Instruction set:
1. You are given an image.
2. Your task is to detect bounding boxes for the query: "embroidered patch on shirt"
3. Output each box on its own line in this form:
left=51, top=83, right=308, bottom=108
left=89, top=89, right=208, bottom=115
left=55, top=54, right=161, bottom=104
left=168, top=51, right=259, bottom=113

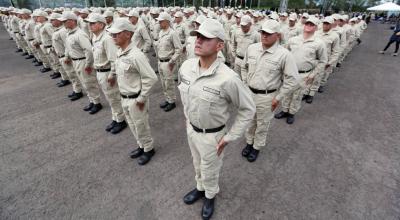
left=203, top=86, right=220, bottom=95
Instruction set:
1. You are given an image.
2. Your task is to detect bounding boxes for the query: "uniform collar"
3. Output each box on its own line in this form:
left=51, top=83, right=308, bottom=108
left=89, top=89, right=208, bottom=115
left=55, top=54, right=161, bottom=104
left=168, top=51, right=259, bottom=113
left=160, top=27, right=171, bottom=37
left=263, top=42, right=279, bottom=54
left=302, top=34, right=316, bottom=42
left=68, top=26, right=79, bottom=35
left=192, top=57, right=221, bottom=78
left=93, top=30, right=105, bottom=42
left=117, top=41, right=135, bottom=57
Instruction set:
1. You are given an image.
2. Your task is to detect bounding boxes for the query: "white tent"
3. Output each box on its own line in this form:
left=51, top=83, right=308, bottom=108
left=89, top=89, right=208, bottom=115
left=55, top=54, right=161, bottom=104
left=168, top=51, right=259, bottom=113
left=367, top=2, right=400, bottom=11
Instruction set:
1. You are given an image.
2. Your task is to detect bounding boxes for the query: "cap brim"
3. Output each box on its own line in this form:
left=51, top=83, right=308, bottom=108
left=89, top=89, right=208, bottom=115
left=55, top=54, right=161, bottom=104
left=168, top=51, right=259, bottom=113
left=240, top=22, right=250, bottom=26
left=190, top=29, right=216, bottom=38
left=107, top=27, right=123, bottom=34
left=259, top=28, right=276, bottom=34
left=57, top=17, right=67, bottom=21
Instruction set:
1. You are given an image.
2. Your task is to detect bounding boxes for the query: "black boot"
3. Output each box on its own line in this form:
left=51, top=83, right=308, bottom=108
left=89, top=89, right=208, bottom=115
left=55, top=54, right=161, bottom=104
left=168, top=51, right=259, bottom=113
left=68, top=91, right=76, bottom=98
left=164, top=102, right=176, bottom=112
left=202, top=198, right=215, bottom=220
left=129, top=147, right=144, bottom=159
left=83, top=103, right=94, bottom=111
left=21, top=52, right=28, bottom=56
left=318, top=86, right=325, bottom=93
left=183, top=189, right=205, bottom=205
left=336, top=63, right=341, bottom=68
left=159, top=100, right=169, bottom=109
left=274, top=111, right=289, bottom=119
left=305, top=95, right=314, bottom=104
left=105, top=120, right=117, bottom=132
left=138, top=149, right=155, bottom=165
left=286, top=113, right=295, bottom=124
left=50, top=72, right=61, bottom=79
left=69, top=92, right=83, bottom=101
left=110, top=121, right=127, bottom=134
left=34, top=62, right=43, bottom=66
left=241, top=144, right=253, bottom=157
left=39, top=67, right=51, bottom=73
left=57, top=80, right=70, bottom=87
left=15, top=48, right=22, bottom=53
left=247, top=148, right=259, bottom=162
left=32, top=58, right=38, bottom=63
left=89, top=103, right=102, bottom=114
left=25, top=55, right=34, bottom=59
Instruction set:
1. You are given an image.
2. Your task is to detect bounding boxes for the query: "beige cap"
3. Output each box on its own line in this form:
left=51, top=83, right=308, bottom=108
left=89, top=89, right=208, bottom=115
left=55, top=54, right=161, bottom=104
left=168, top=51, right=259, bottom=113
left=280, top=12, right=288, bottom=17
left=235, top=12, right=243, bottom=18
left=240, top=15, right=252, bottom=26
left=289, top=13, right=297, bottom=21
left=49, top=12, right=62, bottom=20
left=302, top=12, right=309, bottom=18
left=35, top=10, right=48, bottom=18
left=80, top=8, right=89, bottom=14
left=269, top=13, right=279, bottom=21
left=322, top=16, right=334, bottom=24
left=260, top=19, right=280, bottom=33
left=190, top=18, right=225, bottom=41
left=103, top=10, right=114, bottom=17
left=157, top=12, right=172, bottom=22
left=332, top=14, right=341, bottom=20
left=194, top=14, right=206, bottom=24
left=85, top=13, right=106, bottom=23
left=174, top=11, right=183, bottom=18
left=306, top=16, right=319, bottom=25
left=128, top=10, right=139, bottom=17
left=58, top=11, right=78, bottom=21
left=20, top=8, right=32, bottom=15
left=108, top=17, right=135, bottom=33
left=349, top=17, right=357, bottom=22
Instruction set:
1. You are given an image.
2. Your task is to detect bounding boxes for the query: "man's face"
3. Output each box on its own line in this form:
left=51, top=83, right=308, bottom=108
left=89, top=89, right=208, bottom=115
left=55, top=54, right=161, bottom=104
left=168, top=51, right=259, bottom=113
left=105, top=16, right=113, bottom=24
left=280, top=16, right=287, bottom=22
left=322, top=22, right=331, bottom=32
left=128, top=16, right=138, bottom=25
left=241, top=23, right=251, bottom=33
left=64, top=19, right=76, bottom=29
left=112, top=31, right=131, bottom=47
left=301, top=17, right=307, bottom=24
left=37, top=16, right=46, bottom=23
left=159, top=20, right=169, bottom=29
left=304, top=22, right=317, bottom=33
left=174, top=16, right=182, bottom=23
left=338, top=19, right=344, bottom=27
left=235, top=16, right=241, bottom=25
left=260, top=31, right=278, bottom=48
left=289, top=20, right=296, bottom=27
left=89, top=22, right=104, bottom=33
left=51, top=19, right=62, bottom=27
left=194, top=34, right=223, bottom=57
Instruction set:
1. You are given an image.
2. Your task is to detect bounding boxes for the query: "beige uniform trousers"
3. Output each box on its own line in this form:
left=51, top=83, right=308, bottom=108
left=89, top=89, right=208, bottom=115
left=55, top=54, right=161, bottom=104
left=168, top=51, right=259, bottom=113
left=48, top=49, right=63, bottom=74
left=96, top=71, right=125, bottom=123
left=233, top=56, right=244, bottom=79
left=121, top=97, right=154, bottom=152
left=158, top=61, right=177, bottom=103
left=37, top=44, right=50, bottom=68
left=245, top=92, right=276, bottom=150
left=282, top=74, right=307, bottom=114
left=187, top=124, right=225, bottom=199
left=71, top=59, right=101, bottom=104
left=314, top=65, right=334, bottom=92
left=60, top=57, right=82, bottom=93
left=15, top=34, right=28, bottom=53
left=14, top=33, right=23, bottom=51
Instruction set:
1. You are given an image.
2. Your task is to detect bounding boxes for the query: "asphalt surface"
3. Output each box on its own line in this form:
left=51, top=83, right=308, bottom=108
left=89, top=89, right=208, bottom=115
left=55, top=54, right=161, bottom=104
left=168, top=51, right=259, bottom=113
left=0, top=22, right=399, bottom=220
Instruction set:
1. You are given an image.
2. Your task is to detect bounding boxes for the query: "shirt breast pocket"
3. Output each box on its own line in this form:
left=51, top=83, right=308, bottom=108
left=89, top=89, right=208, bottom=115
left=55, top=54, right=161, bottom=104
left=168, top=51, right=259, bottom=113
left=248, top=58, right=257, bottom=73
left=198, top=87, right=220, bottom=117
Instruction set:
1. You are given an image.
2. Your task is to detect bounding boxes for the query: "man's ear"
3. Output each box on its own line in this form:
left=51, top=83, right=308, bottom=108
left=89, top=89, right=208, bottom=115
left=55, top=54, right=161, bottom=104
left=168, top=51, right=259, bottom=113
left=216, top=40, right=225, bottom=52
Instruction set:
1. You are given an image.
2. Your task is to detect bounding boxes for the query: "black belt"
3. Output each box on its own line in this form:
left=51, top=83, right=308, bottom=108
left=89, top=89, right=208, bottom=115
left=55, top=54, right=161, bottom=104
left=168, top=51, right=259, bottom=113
left=58, top=55, right=65, bottom=58
left=28, top=39, right=34, bottom=41
left=236, top=55, right=244, bottom=59
left=44, top=45, right=52, bottom=48
left=249, top=86, right=277, bottom=94
left=120, top=91, right=141, bottom=99
left=191, top=123, right=225, bottom=133
left=71, top=57, right=86, bottom=61
left=20, top=34, right=25, bottom=36
left=96, top=68, right=111, bottom=72
left=13, top=32, right=18, bottom=33
left=299, top=69, right=312, bottom=74
left=159, top=58, right=170, bottom=62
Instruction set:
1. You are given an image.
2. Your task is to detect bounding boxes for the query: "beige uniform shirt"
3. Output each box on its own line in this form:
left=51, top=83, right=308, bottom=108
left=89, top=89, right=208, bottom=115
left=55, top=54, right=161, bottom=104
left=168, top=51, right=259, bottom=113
left=282, top=25, right=302, bottom=41
left=115, top=42, right=158, bottom=103
left=40, top=22, right=55, bottom=47
left=24, top=19, right=35, bottom=40
left=33, top=22, right=45, bottom=45
left=178, top=58, right=256, bottom=142
left=132, top=22, right=152, bottom=53
left=332, top=26, right=347, bottom=50
left=316, top=30, right=340, bottom=66
left=242, top=42, right=300, bottom=102
left=343, top=24, right=355, bottom=45
left=287, top=34, right=328, bottom=78
left=52, top=27, right=68, bottom=57
left=157, top=27, right=182, bottom=63
left=65, top=27, right=93, bottom=67
left=233, top=29, right=260, bottom=58
left=92, top=30, right=118, bottom=75
left=78, top=17, right=90, bottom=36
left=173, top=22, right=189, bottom=46
left=150, top=19, right=160, bottom=41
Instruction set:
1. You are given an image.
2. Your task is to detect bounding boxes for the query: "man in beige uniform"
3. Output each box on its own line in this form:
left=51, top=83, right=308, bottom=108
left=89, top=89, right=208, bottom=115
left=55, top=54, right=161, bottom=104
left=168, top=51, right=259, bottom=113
left=32, top=11, right=52, bottom=72
left=62, top=12, right=103, bottom=114
left=20, top=9, right=35, bottom=60
left=241, top=20, right=300, bottom=162
left=304, top=16, right=340, bottom=97
left=109, top=18, right=158, bottom=165
left=179, top=18, right=256, bottom=220
left=156, top=12, right=182, bottom=112
left=275, top=17, right=327, bottom=124
left=128, top=10, right=152, bottom=54
left=331, top=14, right=346, bottom=68
left=232, top=15, right=259, bottom=78
left=86, top=13, right=127, bottom=134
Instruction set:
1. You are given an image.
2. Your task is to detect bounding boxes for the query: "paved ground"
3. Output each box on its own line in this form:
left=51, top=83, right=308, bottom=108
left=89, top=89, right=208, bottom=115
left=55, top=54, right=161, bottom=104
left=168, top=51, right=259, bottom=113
left=0, top=22, right=399, bottom=220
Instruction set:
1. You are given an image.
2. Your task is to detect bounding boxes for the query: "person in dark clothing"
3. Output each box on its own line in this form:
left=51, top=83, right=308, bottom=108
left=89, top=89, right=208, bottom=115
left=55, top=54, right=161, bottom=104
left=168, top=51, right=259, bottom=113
left=379, top=21, right=400, bottom=56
